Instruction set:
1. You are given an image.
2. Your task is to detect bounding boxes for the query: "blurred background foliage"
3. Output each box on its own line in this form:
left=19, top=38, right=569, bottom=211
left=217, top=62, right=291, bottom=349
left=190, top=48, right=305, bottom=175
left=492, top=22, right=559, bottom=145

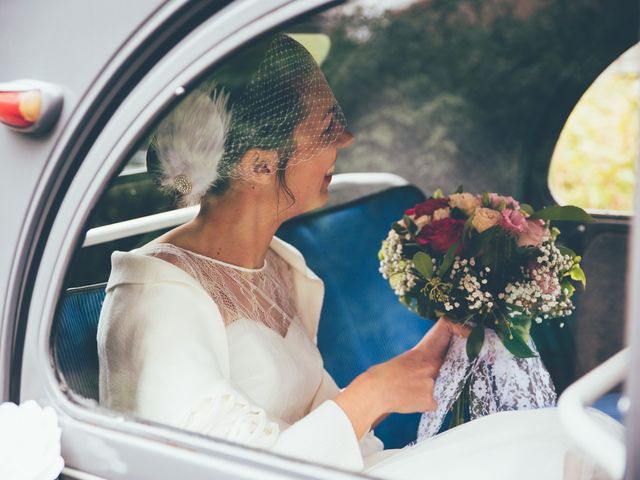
left=70, top=0, right=638, bottom=287
left=314, top=0, right=638, bottom=201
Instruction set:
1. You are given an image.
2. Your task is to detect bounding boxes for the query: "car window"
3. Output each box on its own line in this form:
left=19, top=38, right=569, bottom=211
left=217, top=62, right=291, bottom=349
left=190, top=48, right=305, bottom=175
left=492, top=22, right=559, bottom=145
left=548, top=43, right=639, bottom=214
left=50, top=0, right=638, bottom=475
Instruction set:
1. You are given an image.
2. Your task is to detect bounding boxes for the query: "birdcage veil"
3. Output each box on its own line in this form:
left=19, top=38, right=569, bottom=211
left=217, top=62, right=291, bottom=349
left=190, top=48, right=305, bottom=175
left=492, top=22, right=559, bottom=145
left=148, top=33, right=347, bottom=206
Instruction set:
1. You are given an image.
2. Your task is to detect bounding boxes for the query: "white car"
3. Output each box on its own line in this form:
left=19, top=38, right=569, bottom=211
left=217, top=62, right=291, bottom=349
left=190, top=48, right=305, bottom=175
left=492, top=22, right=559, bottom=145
left=0, top=1, right=636, bottom=478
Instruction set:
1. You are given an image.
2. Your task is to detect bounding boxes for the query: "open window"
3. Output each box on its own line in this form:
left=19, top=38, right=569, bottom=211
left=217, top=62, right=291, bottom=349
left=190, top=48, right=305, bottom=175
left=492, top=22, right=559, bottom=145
left=549, top=43, right=640, bottom=214
left=17, top=1, right=637, bottom=478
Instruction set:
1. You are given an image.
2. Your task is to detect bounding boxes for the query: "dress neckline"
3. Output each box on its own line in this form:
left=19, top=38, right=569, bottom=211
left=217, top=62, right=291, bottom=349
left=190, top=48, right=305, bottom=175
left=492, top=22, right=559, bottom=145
left=150, top=242, right=268, bottom=273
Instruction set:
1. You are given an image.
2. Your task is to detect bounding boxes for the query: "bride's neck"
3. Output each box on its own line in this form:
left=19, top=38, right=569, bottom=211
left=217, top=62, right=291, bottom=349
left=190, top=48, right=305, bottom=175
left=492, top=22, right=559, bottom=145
left=165, top=188, right=283, bottom=269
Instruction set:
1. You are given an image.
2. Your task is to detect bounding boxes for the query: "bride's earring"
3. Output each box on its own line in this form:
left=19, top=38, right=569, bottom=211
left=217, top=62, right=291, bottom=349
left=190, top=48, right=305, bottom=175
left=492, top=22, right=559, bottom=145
left=253, top=159, right=271, bottom=175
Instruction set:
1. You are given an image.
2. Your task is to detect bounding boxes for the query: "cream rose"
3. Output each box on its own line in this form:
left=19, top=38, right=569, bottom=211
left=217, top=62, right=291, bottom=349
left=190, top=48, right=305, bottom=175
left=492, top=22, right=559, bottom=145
left=432, top=207, right=451, bottom=221
left=472, top=208, right=501, bottom=233
left=414, top=215, right=431, bottom=228
left=449, top=193, right=481, bottom=216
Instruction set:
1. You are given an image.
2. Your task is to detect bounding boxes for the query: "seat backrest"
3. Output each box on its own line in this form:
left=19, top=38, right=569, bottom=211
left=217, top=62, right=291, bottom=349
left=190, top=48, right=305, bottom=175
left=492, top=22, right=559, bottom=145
left=54, top=283, right=107, bottom=401
left=277, top=185, right=433, bottom=448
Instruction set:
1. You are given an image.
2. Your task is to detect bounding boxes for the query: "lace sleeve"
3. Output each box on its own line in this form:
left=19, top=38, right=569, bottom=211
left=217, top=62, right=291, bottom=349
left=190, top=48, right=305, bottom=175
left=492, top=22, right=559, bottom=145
left=178, top=383, right=283, bottom=447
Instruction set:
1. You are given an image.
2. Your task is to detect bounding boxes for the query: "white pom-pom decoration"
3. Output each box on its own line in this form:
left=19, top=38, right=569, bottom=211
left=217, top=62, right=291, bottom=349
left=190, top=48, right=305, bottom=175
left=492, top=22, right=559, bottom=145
left=154, top=86, right=232, bottom=206
left=0, top=401, right=64, bottom=480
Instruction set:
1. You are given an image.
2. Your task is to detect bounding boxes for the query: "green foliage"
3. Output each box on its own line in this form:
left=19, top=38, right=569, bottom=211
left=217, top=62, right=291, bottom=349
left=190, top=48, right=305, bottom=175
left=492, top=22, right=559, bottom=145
left=438, top=243, right=459, bottom=276
left=495, top=310, right=536, bottom=358
left=530, top=205, right=594, bottom=222
left=413, top=252, right=434, bottom=279
left=568, top=264, right=587, bottom=288
left=322, top=0, right=638, bottom=198
left=466, top=324, right=485, bottom=360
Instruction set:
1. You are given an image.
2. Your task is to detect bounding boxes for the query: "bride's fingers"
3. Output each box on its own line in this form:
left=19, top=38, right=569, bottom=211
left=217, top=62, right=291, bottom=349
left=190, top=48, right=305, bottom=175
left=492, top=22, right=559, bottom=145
left=450, top=323, right=472, bottom=338
left=440, top=317, right=472, bottom=338
left=423, top=394, right=437, bottom=412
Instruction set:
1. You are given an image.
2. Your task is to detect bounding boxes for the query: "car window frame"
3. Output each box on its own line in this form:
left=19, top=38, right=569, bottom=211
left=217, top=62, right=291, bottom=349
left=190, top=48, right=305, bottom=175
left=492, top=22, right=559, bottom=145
left=16, top=1, right=373, bottom=478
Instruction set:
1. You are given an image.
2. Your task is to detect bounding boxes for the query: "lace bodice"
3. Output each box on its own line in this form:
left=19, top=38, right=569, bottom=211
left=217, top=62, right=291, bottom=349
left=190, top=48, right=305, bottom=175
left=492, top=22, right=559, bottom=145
left=141, top=243, right=298, bottom=336
left=137, top=243, right=324, bottom=424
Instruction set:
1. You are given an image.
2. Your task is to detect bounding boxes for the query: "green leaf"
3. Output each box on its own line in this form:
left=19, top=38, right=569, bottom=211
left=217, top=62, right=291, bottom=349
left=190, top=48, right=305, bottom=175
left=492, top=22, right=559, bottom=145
left=530, top=205, right=594, bottom=222
left=392, top=223, right=405, bottom=235
left=494, top=309, right=537, bottom=358
left=482, top=192, right=491, bottom=208
left=499, top=330, right=537, bottom=358
left=561, top=279, right=576, bottom=297
left=557, top=244, right=576, bottom=258
left=413, top=252, right=434, bottom=279
left=466, top=324, right=485, bottom=360
left=461, top=217, right=473, bottom=242
left=438, top=243, right=458, bottom=276
left=403, top=215, right=418, bottom=236
left=455, top=184, right=464, bottom=194
left=520, top=203, right=534, bottom=216
left=389, top=272, right=404, bottom=291
left=569, top=264, right=587, bottom=288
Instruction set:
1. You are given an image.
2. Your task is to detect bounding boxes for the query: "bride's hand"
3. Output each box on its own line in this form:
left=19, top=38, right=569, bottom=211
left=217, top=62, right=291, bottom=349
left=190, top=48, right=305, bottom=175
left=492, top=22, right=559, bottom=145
left=334, top=318, right=469, bottom=438
left=413, top=317, right=471, bottom=371
left=334, top=347, right=439, bottom=438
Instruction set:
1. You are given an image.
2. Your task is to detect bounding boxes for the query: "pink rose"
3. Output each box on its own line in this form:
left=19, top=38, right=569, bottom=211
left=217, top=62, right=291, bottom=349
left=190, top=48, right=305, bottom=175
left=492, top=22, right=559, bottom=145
left=517, top=219, right=550, bottom=247
left=488, top=193, right=520, bottom=210
left=500, top=208, right=527, bottom=235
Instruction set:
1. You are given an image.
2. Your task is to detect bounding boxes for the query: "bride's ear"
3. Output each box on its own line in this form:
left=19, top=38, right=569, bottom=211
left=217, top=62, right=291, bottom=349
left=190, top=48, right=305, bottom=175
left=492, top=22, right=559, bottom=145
left=238, top=148, right=279, bottom=185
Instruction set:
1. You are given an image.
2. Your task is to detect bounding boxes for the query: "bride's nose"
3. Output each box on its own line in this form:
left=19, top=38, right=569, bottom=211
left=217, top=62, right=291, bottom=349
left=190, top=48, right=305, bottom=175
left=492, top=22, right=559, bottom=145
left=336, top=128, right=354, bottom=149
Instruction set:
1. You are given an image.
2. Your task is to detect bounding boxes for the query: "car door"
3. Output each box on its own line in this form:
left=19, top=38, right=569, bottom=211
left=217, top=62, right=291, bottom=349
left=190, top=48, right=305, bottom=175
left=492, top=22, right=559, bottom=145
left=10, top=1, right=368, bottom=479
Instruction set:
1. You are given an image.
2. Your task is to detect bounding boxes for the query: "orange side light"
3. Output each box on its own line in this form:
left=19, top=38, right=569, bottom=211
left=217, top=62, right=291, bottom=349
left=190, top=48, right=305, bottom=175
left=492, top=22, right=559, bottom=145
left=0, top=89, right=42, bottom=128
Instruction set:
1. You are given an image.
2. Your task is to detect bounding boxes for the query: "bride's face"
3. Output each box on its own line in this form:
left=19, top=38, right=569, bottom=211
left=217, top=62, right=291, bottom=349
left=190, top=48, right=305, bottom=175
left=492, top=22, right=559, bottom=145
left=280, top=84, right=353, bottom=215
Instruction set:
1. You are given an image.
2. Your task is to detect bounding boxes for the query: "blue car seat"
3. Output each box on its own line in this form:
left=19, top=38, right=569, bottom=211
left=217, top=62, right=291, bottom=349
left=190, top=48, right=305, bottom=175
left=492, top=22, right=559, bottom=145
left=53, top=185, right=624, bottom=449
left=54, top=283, right=106, bottom=401
left=277, top=185, right=434, bottom=448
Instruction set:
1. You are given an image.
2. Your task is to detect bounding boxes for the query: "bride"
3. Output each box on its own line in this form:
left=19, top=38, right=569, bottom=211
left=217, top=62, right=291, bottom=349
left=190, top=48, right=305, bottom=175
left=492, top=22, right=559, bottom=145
left=97, top=33, right=610, bottom=479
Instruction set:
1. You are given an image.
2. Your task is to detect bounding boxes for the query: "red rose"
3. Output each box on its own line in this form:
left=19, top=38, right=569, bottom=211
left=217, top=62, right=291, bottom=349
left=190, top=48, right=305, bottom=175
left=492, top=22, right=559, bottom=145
left=405, top=198, right=450, bottom=217
left=416, top=218, right=465, bottom=254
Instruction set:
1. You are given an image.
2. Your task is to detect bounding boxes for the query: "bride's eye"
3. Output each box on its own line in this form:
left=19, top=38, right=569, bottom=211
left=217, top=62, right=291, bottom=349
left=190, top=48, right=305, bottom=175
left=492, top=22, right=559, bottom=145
left=322, top=117, right=335, bottom=137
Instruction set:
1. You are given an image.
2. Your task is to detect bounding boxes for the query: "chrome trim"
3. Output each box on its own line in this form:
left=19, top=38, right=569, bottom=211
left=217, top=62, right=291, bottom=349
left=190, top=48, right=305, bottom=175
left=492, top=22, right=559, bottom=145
left=81, top=173, right=408, bottom=247
left=329, top=172, right=408, bottom=187
left=557, top=348, right=628, bottom=479
left=62, top=467, right=108, bottom=480
left=82, top=205, right=199, bottom=247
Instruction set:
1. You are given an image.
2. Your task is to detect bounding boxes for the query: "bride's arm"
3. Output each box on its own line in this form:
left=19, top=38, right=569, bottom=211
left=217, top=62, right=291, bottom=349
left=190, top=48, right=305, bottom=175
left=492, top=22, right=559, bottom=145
left=103, top=281, right=370, bottom=471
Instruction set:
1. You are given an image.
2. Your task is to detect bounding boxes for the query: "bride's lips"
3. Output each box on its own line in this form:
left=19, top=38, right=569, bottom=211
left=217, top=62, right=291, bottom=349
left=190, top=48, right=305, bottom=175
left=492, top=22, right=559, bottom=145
left=324, top=165, right=336, bottom=184
left=324, top=164, right=336, bottom=183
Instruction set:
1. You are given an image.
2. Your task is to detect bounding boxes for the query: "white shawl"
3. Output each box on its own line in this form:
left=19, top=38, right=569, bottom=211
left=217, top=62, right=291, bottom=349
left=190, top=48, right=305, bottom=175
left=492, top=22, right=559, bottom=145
left=97, top=237, right=382, bottom=471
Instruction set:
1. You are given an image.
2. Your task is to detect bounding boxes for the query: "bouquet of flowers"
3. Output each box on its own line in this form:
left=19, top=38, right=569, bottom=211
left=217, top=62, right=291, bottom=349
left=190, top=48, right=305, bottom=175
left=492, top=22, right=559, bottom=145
left=378, top=188, right=592, bottom=439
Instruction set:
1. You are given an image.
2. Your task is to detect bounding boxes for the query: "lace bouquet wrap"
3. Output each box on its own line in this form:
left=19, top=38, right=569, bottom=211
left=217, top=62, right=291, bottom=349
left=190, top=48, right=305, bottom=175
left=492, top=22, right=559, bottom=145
left=378, top=189, right=592, bottom=440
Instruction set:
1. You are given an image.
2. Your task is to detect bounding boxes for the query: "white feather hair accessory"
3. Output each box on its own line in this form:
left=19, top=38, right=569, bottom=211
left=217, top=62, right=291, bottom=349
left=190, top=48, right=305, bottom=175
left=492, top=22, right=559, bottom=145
left=153, top=84, right=232, bottom=206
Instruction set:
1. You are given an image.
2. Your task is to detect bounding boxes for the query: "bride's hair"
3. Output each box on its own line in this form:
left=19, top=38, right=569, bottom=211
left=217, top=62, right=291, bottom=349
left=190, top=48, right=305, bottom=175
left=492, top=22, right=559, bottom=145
left=146, top=33, right=344, bottom=206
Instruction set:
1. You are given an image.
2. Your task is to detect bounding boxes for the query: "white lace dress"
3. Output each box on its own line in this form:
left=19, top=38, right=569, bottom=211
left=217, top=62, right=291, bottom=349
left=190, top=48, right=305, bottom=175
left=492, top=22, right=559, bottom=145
left=98, top=240, right=620, bottom=479
left=143, top=243, right=328, bottom=431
